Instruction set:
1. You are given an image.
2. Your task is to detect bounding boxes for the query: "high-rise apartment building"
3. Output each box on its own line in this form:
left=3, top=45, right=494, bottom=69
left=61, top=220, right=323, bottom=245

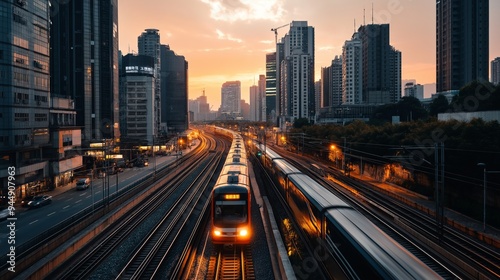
left=265, top=52, right=277, bottom=122
left=436, top=0, right=489, bottom=92
left=160, top=45, right=188, bottom=133
left=250, top=84, right=258, bottom=121
left=404, top=82, right=424, bottom=100
left=358, top=24, right=401, bottom=104
left=321, top=56, right=343, bottom=108
left=221, top=81, right=241, bottom=116
left=342, top=32, right=363, bottom=105
left=138, top=29, right=161, bottom=136
left=492, top=57, right=500, bottom=86
left=279, top=21, right=315, bottom=123
left=258, top=74, right=266, bottom=121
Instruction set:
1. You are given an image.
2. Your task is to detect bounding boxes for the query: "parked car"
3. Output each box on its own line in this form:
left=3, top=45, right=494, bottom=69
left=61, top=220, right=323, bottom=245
left=27, top=195, right=52, bottom=208
left=0, top=208, right=9, bottom=220
left=21, top=195, right=35, bottom=207
left=76, top=178, right=90, bottom=190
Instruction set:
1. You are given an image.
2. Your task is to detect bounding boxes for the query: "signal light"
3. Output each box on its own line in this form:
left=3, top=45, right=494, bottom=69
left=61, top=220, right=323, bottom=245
left=257, top=151, right=262, bottom=156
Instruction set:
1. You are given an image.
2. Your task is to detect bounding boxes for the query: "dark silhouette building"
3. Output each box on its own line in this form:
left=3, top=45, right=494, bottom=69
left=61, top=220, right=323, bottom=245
left=436, top=0, right=489, bottom=92
left=51, top=0, right=120, bottom=143
left=160, top=45, right=188, bottom=133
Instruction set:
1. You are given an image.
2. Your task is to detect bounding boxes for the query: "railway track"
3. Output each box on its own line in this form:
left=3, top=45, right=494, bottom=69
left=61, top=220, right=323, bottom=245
left=329, top=169, right=500, bottom=279
left=46, top=136, right=222, bottom=279
left=206, top=245, right=255, bottom=280
left=116, top=147, right=220, bottom=279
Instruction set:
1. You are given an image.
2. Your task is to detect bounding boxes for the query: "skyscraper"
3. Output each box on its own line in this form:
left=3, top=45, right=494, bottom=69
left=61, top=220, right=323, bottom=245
left=265, top=52, right=277, bottom=122
left=436, top=0, right=489, bottom=92
left=138, top=29, right=161, bottom=136
left=342, top=32, right=363, bottom=104
left=492, top=57, right=500, bottom=86
left=358, top=24, right=401, bottom=104
left=51, top=0, right=120, bottom=143
left=119, top=54, right=155, bottom=144
left=0, top=0, right=51, bottom=196
left=279, top=21, right=315, bottom=123
left=160, top=45, right=188, bottom=133
left=221, top=81, right=241, bottom=116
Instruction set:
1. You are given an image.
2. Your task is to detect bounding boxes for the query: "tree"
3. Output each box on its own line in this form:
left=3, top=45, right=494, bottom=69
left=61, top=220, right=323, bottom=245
left=429, top=94, right=449, bottom=116
left=293, top=117, right=311, bottom=128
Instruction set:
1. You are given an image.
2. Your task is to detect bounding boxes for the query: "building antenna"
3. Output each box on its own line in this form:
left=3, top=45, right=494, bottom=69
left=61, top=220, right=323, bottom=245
left=372, top=2, right=374, bottom=24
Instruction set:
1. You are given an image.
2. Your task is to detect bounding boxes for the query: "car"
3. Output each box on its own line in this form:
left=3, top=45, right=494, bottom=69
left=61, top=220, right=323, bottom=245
left=0, top=208, right=10, bottom=220
left=27, top=195, right=52, bottom=208
left=21, top=195, right=35, bottom=207
left=75, top=178, right=90, bottom=190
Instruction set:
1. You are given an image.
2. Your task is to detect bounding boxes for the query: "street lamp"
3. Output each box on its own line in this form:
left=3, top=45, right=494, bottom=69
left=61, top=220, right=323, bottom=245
left=476, top=163, right=500, bottom=231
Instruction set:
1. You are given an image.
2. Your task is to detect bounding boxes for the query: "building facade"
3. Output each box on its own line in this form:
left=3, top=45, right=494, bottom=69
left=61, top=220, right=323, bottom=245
left=358, top=24, right=401, bottom=104
left=160, top=44, right=188, bottom=133
left=279, top=21, right=315, bottom=123
left=492, top=57, right=500, bottom=86
left=342, top=32, right=363, bottom=105
left=138, top=29, right=161, bottom=136
left=404, top=82, right=424, bottom=100
left=119, top=54, right=155, bottom=145
left=51, top=0, right=120, bottom=143
left=221, top=81, right=241, bottom=117
left=0, top=0, right=52, bottom=200
left=436, top=0, right=489, bottom=92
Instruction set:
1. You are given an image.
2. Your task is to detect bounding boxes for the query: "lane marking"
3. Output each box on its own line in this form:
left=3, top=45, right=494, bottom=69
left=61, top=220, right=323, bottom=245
left=29, top=220, right=38, bottom=225
left=66, top=198, right=73, bottom=201
left=47, top=212, right=56, bottom=216
left=86, top=195, right=91, bottom=199
left=79, top=193, right=86, bottom=197
left=75, top=199, right=82, bottom=203
left=63, top=205, right=70, bottom=209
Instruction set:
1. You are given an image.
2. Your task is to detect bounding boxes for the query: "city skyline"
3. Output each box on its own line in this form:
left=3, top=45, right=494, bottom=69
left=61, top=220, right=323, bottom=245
left=118, top=0, right=500, bottom=109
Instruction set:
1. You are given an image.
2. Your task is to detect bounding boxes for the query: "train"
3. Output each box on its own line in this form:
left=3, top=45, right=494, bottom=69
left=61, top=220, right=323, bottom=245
left=252, top=142, right=442, bottom=279
left=211, top=128, right=252, bottom=244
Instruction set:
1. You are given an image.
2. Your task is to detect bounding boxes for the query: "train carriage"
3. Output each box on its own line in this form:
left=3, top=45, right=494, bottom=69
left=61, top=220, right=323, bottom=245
left=211, top=173, right=251, bottom=244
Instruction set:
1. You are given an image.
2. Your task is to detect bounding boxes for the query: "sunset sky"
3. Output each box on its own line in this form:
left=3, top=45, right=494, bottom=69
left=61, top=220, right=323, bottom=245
left=118, top=0, right=500, bottom=110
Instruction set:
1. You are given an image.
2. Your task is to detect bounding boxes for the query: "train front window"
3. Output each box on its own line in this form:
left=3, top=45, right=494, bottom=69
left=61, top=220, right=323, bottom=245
left=214, top=200, right=247, bottom=224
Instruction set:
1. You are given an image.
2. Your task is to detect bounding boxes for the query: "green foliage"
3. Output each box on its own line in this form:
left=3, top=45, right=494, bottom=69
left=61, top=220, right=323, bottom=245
left=293, top=117, right=311, bottom=128
left=449, top=80, right=500, bottom=112
left=372, top=96, right=428, bottom=123
left=429, top=94, right=449, bottom=116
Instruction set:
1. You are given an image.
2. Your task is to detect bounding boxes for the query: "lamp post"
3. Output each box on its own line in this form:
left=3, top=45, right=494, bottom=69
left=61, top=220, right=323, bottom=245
left=476, top=163, right=500, bottom=231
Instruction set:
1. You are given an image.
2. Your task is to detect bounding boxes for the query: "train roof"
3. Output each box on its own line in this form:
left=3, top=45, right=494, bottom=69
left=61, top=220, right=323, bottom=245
left=216, top=173, right=249, bottom=186
left=213, top=185, right=249, bottom=195
left=221, top=164, right=248, bottom=176
left=288, top=173, right=350, bottom=210
left=273, top=158, right=301, bottom=175
left=261, top=146, right=282, bottom=160
left=324, top=208, right=442, bottom=279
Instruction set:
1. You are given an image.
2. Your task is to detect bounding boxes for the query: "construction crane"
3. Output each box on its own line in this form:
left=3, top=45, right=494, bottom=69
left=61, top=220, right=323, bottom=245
left=271, top=23, right=289, bottom=44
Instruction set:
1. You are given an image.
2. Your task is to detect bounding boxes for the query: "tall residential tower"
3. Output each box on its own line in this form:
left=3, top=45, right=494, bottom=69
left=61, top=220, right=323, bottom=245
left=436, top=0, right=489, bottom=92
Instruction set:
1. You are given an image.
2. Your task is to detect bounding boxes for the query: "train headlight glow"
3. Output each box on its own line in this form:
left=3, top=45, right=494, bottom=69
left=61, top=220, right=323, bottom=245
left=239, top=229, right=248, bottom=237
left=214, top=230, right=221, bottom=236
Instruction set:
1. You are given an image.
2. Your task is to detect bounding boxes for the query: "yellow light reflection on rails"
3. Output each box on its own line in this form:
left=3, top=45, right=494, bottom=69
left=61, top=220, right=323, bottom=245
left=224, top=194, right=240, bottom=200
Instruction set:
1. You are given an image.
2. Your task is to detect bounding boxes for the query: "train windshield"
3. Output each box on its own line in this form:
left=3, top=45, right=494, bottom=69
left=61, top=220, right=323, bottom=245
left=214, top=200, right=247, bottom=225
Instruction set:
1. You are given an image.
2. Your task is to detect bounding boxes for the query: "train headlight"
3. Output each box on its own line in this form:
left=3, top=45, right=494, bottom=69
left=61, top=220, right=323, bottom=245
left=214, top=230, right=221, bottom=236
left=239, top=229, right=248, bottom=237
